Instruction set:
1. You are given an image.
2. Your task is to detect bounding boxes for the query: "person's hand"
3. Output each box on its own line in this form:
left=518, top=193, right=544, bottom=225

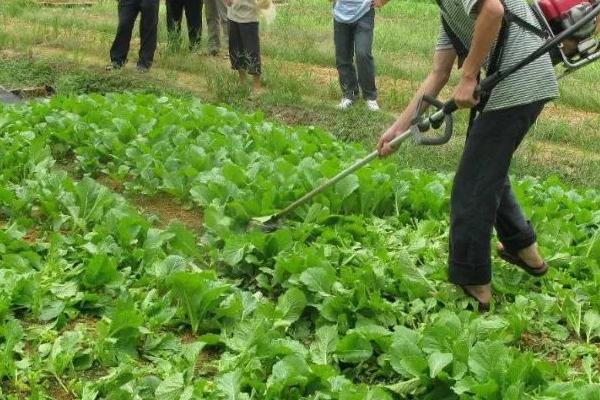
left=453, top=75, right=479, bottom=109
left=372, top=0, right=387, bottom=8
left=377, top=122, right=407, bottom=157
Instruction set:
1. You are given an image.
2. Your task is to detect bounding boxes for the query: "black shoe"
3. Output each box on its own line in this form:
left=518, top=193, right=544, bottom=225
left=208, top=49, right=219, bottom=57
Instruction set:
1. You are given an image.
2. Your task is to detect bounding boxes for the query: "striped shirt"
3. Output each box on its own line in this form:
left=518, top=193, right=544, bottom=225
left=436, top=0, right=559, bottom=111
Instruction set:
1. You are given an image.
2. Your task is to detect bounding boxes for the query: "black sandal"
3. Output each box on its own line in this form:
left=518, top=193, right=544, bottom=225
left=460, top=286, right=490, bottom=312
left=497, top=247, right=549, bottom=277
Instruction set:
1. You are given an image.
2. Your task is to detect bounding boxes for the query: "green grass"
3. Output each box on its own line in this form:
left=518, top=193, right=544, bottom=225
left=1, top=0, right=599, bottom=187
left=0, top=56, right=193, bottom=97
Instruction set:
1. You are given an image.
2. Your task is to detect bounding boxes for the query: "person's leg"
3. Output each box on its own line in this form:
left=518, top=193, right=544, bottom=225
left=229, top=20, right=245, bottom=82
left=354, top=9, right=377, bottom=101
left=205, top=0, right=221, bottom=54
left=217, top=0, right=229, bottom=39
left=495, top=179, right=537, bottom=252
left=495, top=118, right=547, bottom=269
left=138, top=0, right=160, bottom=69
left=184, top=0, right=203, bottom=50
left=239, top=22, right=262, bottom=90
left=334, top=19, right=359, bottom=101
left=166, top=0, right=184, bottom=50
left=448, top=101, right=547, bottom=302
left=109, top=0, right=139, bottom=67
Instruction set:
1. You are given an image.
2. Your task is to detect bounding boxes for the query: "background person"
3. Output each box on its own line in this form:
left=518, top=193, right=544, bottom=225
left=166, top=0, right=203, bottom=51
left=108, top=0, right=160, bottom=72
left=225, top=0, right=272, bottom=93
left=205, top=0, right=230, bottom=56
left=333, top=0, right=389, bottom=112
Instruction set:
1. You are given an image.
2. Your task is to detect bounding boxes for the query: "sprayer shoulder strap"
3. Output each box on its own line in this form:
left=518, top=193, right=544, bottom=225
left=435, top=1, right=508, bottom=75
left=434, top=0, right=470, bottom=67
left=435, top=0, right=511, bottom=131
left=435, top=1, right=547, bottom=64
left=435, top=0, right=505, bottom=71
left=441, top=17, right=470, bottom=67
left=504, top=8, right=549, bottom=39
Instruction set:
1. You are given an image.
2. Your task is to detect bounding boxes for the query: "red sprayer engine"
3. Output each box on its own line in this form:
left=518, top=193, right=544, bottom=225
left=531, top=0, right=600, bottom=72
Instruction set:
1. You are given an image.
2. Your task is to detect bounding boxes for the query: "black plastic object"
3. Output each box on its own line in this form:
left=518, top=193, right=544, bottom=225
left=412, top=95, right=455, bottom=146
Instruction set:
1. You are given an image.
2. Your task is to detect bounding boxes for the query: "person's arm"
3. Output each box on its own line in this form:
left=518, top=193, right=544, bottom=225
left=377, top=48, right=456, bottom=156
left=453, top=0, right=504, bottom=108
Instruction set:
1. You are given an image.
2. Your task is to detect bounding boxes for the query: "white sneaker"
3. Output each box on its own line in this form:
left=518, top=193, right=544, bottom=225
left=336, top=98, right=354, bottom=110
left=366, top=100, right=380, bottom=112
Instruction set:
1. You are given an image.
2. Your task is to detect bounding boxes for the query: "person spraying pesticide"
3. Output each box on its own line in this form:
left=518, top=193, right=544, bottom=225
left=377, top=0, right=600, bottom=311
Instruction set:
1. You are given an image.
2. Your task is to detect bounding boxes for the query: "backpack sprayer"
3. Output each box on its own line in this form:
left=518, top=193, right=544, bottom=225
left=533, top=0, right=600, bottom=75
left=249, top=0, right=600, bottom=232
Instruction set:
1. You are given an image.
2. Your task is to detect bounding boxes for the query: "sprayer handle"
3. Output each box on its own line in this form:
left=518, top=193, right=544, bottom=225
left=443, top=100, right=458, bottom=115
left=413, top=96, right=455, bottom=146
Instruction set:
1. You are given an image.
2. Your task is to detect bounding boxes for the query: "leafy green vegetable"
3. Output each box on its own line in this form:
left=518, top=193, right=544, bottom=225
left=1, top=93, right=599, bottom=399
left=168, top=271, right=230, bottom=333
left=336, top=332, right=372, bottom=364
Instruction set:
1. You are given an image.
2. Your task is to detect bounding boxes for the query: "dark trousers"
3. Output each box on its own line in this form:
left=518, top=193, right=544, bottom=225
left=166, top=0, right=203, bottom=50
left=110, top=0, right=159, bottom=69
left=449, top=100, right=547, bottom=286
left=229, top=20, right=261, bottom=76
left=334, top=9, right=377, bottom=101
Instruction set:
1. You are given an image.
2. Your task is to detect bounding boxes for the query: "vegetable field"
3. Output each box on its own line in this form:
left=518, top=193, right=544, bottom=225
left=1, top=93, right=599, bottom=399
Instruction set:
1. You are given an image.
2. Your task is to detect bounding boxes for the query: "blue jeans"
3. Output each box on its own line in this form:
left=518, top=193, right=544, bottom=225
left=334, top=9, right=377, bottom=101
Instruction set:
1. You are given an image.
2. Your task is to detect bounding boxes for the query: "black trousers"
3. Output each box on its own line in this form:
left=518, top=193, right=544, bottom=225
left=166, top=0, right=203, bottom=49
left=334, top=9, right=377, bottom=101
left=110, top=0, right=159, bottom=68
left=229, top=20, right=261, bottom=76
left=449, top=100, right=547, bottom=286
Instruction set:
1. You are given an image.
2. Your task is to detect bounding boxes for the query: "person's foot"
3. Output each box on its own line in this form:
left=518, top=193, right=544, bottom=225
left=461, top=283, right=492, bottom=311
left=252, top=76, right=264, bottom=95
left=208, top=49, right=219, bottom=57
left=337, top=98, right=354, bottom=110
left=366, top=99, right=380, bottom=112
left=497, top=243, right=547, bottom=273
left=136, top=64, right=151, bottom=73
left=106, top=62, right=124, bottom=71
left=238, top=70, right=248, bottom=84
left=516, top=243, right=546, bottom=270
